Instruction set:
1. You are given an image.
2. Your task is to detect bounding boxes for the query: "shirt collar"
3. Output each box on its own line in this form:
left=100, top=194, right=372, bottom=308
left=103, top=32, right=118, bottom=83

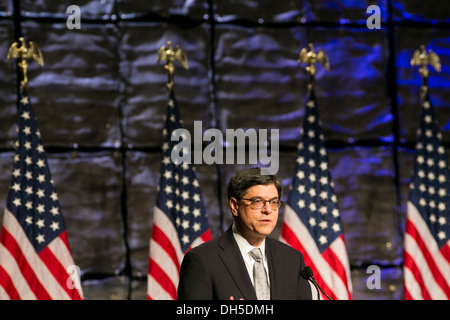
left=232, top=222, right=267, bottom=260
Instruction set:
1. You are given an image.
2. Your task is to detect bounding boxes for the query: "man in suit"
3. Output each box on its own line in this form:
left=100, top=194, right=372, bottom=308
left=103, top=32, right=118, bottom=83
left=177, top=167, right=312, bottom=300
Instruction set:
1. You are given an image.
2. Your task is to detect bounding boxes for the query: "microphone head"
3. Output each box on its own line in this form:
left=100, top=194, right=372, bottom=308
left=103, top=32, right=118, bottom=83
left=305, top=266, right=313, bottom=278
left=300, top=269, right=309, bottom=279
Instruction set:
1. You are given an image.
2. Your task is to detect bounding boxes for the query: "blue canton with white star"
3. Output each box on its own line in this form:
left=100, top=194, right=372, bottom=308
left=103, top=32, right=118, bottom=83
left=409, top=93, right=450, bottom=249
left=156, top=90, right=209, bottom=253
left=7, top=88, right=66, bottom=253
left=287, top=90, right=343, bottom=253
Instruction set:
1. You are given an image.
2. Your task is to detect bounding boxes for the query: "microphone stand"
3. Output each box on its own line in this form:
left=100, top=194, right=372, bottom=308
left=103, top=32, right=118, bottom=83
left=301, top=269, right=320, bottom=300
left=302, top=267, right=333, bottom=300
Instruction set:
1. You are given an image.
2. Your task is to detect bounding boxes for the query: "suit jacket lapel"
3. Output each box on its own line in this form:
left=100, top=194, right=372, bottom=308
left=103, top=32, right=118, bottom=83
left=266, top=237, right=282, bottom=300
left=218, top=227, right=257, bottom=300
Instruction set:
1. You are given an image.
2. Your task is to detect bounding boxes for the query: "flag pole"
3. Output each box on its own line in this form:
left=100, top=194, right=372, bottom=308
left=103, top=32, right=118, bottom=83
left=157, top=40, right=189, bottom=94
left=148, top=41, right=212, bottom=300
left=2, top=38, right=83, bottom=299
left=297, top=43, right=330, bottom=95
left=7, top=37, right=44, bottom=91
left=404, top=45, right=449, bottom=300
left=282, top=44, right=353, bottom=300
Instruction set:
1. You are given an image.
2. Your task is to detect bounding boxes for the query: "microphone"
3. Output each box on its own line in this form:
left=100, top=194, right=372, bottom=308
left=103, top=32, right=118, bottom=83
left=303, top=266, right=333, bottom=300
left=301, top=268, right=319, bottom=299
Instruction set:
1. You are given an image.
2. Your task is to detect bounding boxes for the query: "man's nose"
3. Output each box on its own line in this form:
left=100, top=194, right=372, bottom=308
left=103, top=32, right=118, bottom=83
left=261, top=201, right=273, bottom=214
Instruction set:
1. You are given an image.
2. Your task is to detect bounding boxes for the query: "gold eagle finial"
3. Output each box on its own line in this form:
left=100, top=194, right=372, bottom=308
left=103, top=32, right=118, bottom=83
left=410, top=45, right=441, bottom=83
left=7, top=37, right=44, bottom=89
left=157, top=41, right=188, bottom=90
left=298, top=43, right=330, bottom=76
left=298, top=43, right=329, bottom=90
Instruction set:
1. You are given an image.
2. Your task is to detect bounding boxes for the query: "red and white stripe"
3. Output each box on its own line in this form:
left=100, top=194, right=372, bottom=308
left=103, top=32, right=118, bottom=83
left=147, top=207, right=211, bottom=300
left=404, top=202, right=450, bottom=300
left=0, top=208, right=83, bottom=300
left=280, top=204, right=352, bottom=300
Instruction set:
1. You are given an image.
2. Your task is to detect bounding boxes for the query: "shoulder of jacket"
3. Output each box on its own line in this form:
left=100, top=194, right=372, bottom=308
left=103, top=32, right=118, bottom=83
left=267, top=237, right=302, bottom=255
left=187, top=237, right=220, bottom=255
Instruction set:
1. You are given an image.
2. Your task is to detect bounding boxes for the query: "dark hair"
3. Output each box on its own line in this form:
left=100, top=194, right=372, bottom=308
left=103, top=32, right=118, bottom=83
left=227, top=167, right=282, bottom=201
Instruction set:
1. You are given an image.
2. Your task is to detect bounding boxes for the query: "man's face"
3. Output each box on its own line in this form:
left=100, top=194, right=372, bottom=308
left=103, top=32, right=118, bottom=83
left=230, top=184, right=279, bottom=246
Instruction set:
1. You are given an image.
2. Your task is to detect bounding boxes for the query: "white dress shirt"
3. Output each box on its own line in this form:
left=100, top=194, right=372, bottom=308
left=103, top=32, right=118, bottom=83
left=232, top=223, right=270, bottom=286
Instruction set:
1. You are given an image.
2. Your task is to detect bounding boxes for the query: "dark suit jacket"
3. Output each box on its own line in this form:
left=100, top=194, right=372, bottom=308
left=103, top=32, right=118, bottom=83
left=177, top=226, right=312, bottom=300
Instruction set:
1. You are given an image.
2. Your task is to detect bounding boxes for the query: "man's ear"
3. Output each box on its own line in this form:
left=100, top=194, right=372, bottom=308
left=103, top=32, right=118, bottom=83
left=229, top=197, right=239, bottom=217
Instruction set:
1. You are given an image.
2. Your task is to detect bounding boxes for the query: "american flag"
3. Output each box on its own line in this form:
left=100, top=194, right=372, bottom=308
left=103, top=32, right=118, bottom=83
left=147, top=89, right=212, bottom=300
left=0, top=87, right=83, bottom=300
left=280, top=89, right=352, bottom=300
left=403, top=91, right=450, bottom=299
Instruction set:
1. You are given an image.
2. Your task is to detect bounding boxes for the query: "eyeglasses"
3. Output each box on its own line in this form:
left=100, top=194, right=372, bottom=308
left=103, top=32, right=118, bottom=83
left=240, top=197, right=282, bottom=210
